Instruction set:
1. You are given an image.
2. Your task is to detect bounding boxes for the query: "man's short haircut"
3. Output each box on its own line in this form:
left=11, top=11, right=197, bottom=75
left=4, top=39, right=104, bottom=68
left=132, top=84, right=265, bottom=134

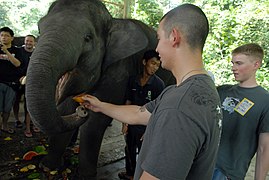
left=0, top=27, right=14, bottom=37
left=25, top=34, right=36, bottom=41
left=232, top=43, right=264, bottom=62
left=161, top=3, right=209, bottom=52
left=143, top=49, right=160, bottom=62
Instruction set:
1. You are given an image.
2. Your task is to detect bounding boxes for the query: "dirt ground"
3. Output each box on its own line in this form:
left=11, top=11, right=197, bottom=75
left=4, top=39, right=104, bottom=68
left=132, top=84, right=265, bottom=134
left=0, top=109, right=125, bottom=180
left=1, top=123, right=268, bottom=180
left=0, top=123, right=81, bottom=180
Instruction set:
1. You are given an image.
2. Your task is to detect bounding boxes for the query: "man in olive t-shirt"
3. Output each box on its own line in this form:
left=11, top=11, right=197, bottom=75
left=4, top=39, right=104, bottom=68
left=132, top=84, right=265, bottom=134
left=213, top=43, right=269, bottom=179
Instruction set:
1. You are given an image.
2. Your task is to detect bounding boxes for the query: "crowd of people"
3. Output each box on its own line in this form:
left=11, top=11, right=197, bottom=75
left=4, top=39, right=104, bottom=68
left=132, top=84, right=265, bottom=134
left=1, top=2, right=269, bottom=180
left=0, top=27, right=38, bottom=138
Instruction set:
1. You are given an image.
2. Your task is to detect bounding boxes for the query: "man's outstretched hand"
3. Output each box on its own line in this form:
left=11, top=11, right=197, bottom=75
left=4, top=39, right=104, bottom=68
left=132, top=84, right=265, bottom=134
left=81, top=95, right=102, bottom=112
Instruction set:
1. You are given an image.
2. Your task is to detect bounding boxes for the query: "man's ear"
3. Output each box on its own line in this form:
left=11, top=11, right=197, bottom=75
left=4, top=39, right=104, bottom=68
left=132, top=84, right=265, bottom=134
left=254, top=60, right=261, bottom=69
left=170, top=28, right=181, bottom=47
left=142, top=59, right=146, bottom=65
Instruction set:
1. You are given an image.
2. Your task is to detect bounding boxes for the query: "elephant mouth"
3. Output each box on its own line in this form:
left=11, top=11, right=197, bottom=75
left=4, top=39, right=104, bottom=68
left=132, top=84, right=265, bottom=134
left=56, top=72, right=89, bottom=120
left=55, top=71, right=88, bottom=106
left=27, top=68, right=89, bottom=134
left=55, top=72, right=71, bottom=105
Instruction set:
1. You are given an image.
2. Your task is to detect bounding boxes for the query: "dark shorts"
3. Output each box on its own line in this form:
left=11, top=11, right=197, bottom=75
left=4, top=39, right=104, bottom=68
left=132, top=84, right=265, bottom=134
left=212, top=168, right=231, bottom=180
left=16, top=85, right=25, bottom=97
left=0, top=83, right=16, bottom=112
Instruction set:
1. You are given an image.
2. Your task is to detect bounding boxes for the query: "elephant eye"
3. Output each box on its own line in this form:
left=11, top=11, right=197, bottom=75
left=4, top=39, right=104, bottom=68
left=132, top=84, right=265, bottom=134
left=84, top=34, right=92, bottom=42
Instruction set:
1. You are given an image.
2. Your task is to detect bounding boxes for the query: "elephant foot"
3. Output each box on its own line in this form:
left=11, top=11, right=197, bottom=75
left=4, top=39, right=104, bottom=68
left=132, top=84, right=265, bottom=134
left=39, top=161, right=55, bottom=173
left=39, top=156, right=64, bottom=172
left=72, top=168, right=97, bottom=180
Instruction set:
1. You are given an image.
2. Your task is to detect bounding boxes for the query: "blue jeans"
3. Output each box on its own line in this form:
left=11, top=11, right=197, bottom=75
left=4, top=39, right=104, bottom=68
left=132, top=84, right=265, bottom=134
left=0, top=83, right=16, bottom=112
left=212, top=168, right=230, bottom=180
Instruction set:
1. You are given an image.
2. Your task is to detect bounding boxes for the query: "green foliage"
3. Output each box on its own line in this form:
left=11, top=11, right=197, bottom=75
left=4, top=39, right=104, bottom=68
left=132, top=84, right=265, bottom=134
left=199, top=0, right=269, bottom=90
left=0, top=0, right=54, bottom=36
left=103, top=0, right=124, bottom=18
left=131, top=0, right=165, bottom=29
left=0, top=1, right=14, bottom=28
left=0, top=0, right=268, bottom=90
left=104, top=0, right=167, bottom=29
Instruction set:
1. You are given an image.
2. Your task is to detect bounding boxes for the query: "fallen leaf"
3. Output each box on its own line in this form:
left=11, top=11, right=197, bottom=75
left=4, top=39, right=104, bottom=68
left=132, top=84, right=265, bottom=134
left=70, top=155, right=79, bottom=165
left=50, top=170, right=58, bottom=175
left=27, top=172, right=40, bottom=179
left=33, top=145, right=46, bottom=153
left=4, top=137, right=12, bottom=140
left=38, top=151, right=48, bottom=155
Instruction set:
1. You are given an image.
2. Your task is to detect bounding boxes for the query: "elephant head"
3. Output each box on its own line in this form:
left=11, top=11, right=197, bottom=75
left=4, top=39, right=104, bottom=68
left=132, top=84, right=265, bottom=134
left=26, top=0, right=164, bottom=134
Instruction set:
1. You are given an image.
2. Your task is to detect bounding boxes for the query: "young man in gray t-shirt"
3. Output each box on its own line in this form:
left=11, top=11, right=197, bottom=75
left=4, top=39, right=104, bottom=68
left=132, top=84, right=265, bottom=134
left=82, top=4, right=222, bottom=179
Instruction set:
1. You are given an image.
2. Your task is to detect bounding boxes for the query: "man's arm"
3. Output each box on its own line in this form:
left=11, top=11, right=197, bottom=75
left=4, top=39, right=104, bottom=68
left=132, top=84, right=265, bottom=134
left=255, top=132, right=269, bottom=180
left=1, top=44, right=21, bottom=67
left=82, top=95, right=151, bottom=125
left=121, top=100, right=132, bottom=134
left=140, top=171, right=159, bottom=180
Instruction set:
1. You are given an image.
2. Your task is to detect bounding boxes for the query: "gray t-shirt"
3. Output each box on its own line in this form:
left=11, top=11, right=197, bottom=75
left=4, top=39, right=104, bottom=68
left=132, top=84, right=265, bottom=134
left=134, top=74, right=222, bottom=180
left=216, top=85, right=269, bottom=179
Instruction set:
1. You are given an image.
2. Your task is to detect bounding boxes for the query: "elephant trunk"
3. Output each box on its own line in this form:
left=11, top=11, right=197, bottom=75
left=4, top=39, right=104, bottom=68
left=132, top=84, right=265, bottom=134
left=26, top=37, right=87, bottom=135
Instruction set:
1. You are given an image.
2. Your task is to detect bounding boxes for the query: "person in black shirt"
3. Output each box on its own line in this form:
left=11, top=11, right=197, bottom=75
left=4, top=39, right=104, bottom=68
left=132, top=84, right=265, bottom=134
left=13, top=35, right=37, bottom=137
left=0, top=27, right=22, bottom=134
left=118, top=50, right=165, bottom=180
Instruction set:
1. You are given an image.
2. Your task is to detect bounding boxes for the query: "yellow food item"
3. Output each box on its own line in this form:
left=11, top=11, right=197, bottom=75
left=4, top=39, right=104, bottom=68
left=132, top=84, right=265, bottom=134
left=50, top=170, right=58, bottom=175
left=20, top=166, right=29, bottom=172
left=72, top=95, right=85, bottom=103
left=4, top=137, right=12, bottom=141
left=65, top=168, right=71, bottom=173
left=27, top=164, right=36, bottom=170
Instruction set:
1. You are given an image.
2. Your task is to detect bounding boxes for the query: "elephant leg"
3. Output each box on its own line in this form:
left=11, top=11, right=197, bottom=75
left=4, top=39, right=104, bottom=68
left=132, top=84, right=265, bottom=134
left=40, top=130, right=75, bottom=170
left=77, top=113, right=112, bottom=179
left=40, top=97, right=78, bottom=170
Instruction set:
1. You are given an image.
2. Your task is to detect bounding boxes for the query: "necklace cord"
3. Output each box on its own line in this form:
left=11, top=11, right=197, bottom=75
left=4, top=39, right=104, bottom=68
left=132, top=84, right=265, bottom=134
left=181, top=69, right=205, bottom=83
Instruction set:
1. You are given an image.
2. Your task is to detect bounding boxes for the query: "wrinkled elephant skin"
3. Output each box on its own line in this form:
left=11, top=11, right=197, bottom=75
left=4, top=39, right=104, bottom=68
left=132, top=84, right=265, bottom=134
left=26, top=0, right=174, bottom=179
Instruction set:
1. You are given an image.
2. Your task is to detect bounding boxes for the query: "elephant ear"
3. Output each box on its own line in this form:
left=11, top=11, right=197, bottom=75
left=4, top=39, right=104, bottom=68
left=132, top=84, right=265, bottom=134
left=103, top=19, right=148, bottom=70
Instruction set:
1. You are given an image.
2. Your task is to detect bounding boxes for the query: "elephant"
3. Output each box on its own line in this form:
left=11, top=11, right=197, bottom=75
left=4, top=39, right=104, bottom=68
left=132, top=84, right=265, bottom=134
left=26, top=0, right=175, bottom=179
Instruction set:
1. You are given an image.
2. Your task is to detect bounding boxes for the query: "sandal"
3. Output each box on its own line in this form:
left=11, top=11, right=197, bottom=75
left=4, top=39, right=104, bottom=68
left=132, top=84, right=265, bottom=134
left=118, top=171, right=133, bottom=180
left=33, top=126, right=40, bottom=133
left=1, top=128, right=15, bottom=134
left=24, top=131, right=33, bottom=138
left=15, top=120, right=23, bottom=128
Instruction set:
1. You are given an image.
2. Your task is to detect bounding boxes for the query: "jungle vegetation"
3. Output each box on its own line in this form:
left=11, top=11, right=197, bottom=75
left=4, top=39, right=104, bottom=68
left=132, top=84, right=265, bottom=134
left=0, top=0, right=268, bottom=89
